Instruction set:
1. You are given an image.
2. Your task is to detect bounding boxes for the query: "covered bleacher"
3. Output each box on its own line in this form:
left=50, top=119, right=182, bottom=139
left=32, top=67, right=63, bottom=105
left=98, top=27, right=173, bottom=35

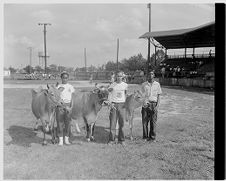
left=140, top=21, right=215, bottom=88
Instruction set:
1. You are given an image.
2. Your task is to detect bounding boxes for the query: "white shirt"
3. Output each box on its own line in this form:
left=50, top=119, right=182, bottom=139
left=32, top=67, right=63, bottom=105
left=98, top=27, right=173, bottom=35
left=108, top=82, right=128, bottom=103
left=57, top=83, right=75, bottom=103
left=141, top=81, right=162, bottom=103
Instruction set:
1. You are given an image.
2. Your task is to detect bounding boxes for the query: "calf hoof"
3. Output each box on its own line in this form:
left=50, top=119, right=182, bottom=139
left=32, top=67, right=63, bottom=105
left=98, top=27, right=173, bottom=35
left=87, top=138, right=91, bottom=142
left=51, top=139, right=57, bottom=144
left=42, top=141, right=48, bottom=146
left=90, top=136, right=95, bottom=141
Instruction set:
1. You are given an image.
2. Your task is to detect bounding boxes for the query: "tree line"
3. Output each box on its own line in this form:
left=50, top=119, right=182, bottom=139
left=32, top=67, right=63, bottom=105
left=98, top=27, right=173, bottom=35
left=7, top=50, right=165, bottom=75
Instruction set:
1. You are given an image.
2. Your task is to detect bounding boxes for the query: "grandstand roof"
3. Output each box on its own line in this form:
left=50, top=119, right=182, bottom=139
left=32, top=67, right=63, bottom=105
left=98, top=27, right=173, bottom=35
left=139, top=21, right=215, bottom=49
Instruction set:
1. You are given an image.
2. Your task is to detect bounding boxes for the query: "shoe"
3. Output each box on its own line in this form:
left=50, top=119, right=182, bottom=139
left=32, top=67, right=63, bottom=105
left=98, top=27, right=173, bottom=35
left=58, top=137, right=64, bottom=146
left=65, top=136, right=71, bottom=145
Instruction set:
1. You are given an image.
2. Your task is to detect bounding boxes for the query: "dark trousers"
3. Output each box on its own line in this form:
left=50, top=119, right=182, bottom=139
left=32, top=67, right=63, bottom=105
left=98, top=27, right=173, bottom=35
left=109, top=103, right=125, bottom=142
left=56, top=103, right=71, bottom=137
left=141, top=102, right=158, bottom=140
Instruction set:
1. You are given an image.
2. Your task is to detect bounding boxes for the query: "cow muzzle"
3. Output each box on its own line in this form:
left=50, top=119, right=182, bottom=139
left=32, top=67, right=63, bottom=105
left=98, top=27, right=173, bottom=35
left=44, top=124, right=50, bottom=133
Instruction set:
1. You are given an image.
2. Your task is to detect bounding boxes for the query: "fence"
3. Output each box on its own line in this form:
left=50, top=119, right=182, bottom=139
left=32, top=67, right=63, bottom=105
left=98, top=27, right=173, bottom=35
left=159, top=77, right=214, bottom=89
left=75, top=71, right=111, bottom=80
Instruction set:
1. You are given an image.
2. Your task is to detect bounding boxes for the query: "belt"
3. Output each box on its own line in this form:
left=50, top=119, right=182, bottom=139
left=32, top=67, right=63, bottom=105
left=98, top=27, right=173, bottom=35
left=112, top=102, right=124, bottom=104
left=148, top=101, right=157, bottom=104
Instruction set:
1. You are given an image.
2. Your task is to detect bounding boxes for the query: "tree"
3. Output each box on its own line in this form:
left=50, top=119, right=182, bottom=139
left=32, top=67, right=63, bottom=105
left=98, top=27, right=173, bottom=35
left=49, top=64, right=58, bottom=73
left=58, top=66, right=66, bottom=73
left=23, top=65, right=34, bottom=74
left=105, top=61, right=118, bottom=71
left=34, top=65, right=43, bottom=72
left=121, top=53, right=146, bottom=72
left=66, top=67, right=74, bottom=73
left=8, top=66, right=16, bottom=74
left=87, top=65, right=96, bottom=72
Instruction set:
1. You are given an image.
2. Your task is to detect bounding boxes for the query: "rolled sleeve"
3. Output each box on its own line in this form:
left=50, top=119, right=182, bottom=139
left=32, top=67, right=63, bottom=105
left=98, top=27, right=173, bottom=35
left=158, top=85, right=162, bottom=95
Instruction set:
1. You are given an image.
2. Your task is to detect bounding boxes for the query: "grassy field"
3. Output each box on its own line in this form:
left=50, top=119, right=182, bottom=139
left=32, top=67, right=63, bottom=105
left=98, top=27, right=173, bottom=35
left=4, top=80, right=214, bottom=179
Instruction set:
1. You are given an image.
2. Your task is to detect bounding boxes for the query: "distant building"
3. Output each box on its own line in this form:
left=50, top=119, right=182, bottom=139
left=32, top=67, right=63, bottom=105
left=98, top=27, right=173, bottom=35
left=4, top=68, right=10, bottom=77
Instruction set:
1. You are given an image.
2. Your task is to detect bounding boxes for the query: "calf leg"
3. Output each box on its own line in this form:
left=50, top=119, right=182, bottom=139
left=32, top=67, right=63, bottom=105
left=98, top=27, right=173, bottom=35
left=129, top=112, right=134, bottom=141
left=75, top=123, right=81, bottom=133
left=51, top=127, right=58, bottom=144
left=42, top=130, right=47, bottom=146
left=85, top=123, right=91, bottom=141
left=90, top=122, right=95, bottom=141
left=34, top=119, right=39, bottom=131
left=83, top=117, right=91, bottom=142
left=40, top=118, right=49, bottom=145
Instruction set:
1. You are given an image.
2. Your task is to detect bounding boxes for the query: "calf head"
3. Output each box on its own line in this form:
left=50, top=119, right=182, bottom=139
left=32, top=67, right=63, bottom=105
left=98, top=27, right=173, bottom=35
left=46, top=84, right=64, bottom=107
left=133, top=90, right=144, bottom=103
left=129, top=90, right=145, bottom=109
left=93, top=84, right=109, bottom=105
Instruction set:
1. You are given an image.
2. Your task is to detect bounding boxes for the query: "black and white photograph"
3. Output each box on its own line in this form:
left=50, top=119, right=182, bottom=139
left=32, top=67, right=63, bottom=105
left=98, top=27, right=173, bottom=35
left=3, top=2, right=217, bottom=180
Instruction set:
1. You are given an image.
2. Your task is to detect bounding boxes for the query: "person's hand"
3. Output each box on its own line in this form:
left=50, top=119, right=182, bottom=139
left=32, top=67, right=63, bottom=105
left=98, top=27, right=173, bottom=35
left=154, top=105, right=158, bottom=112
left=108, top=88, right=113, bottom=92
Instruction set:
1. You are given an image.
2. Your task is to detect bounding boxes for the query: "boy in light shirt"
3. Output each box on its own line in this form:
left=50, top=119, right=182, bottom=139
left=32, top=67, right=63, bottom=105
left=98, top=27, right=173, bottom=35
left=108, top=71, right=128, bottom=146
left=141, top=70, right=162, bottom=142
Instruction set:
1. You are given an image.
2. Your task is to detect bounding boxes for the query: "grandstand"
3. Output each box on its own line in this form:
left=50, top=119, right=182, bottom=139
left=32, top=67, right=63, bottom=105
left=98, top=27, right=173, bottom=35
left=140, top=21, right=215, bottom=88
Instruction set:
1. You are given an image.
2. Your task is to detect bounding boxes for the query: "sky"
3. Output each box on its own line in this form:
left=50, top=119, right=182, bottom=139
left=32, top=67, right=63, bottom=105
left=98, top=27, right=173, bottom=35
left=4, top=3, right=215, bottom=69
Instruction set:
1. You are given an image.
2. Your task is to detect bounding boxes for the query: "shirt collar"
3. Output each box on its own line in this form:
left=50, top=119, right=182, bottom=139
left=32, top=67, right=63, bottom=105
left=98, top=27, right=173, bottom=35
left=146, top=80, right=155, bottom=86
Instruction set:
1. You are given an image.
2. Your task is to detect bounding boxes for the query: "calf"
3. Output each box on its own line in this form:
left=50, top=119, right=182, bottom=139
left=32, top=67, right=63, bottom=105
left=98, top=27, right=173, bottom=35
left=31, top=84, right=64, bottom=145
left=124, top=90, right=144, bottom=140
left=59, top=84, right=109, bottom=142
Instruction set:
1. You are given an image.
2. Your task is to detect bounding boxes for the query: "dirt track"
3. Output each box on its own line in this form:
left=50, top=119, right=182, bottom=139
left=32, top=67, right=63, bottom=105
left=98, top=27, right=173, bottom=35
left=4, top=80, right=214, bottom=179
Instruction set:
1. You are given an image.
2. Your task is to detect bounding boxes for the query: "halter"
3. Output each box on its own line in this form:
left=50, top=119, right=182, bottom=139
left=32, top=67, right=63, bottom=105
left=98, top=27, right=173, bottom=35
left=42, top=89, right=65, bottom=109
left=91, top=89, right=108, bottom=106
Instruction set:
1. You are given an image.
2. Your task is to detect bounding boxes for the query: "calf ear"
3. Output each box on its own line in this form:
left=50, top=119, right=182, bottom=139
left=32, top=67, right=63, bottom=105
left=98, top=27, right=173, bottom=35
left=56, top=82, right=59, bottom=87
left=92, top=88, right=99, bottom=93
left=137, top=90, right=142, bottom=95
left=31, top=89, right=37, bottom=97
left=47, top=84, right=50, bottom=89
left=43, top=89, right=48, bottom=95
left=95, top=83, right=98, bottom=89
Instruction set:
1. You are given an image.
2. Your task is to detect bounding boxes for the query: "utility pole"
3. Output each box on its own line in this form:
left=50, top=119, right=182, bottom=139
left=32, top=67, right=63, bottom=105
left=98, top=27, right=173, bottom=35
left=147, top=3, right=151, bottom=77
left=84, top=48, right=87, bottom=72
left=38, top=23, right=51, bottom=74
left=155, top=45, right=157, bottom=66
left=38, top=51, right=42, bottom=67
left=27, top=47, right=33, bottom=73
left=116, top=38, right=119, bottom=72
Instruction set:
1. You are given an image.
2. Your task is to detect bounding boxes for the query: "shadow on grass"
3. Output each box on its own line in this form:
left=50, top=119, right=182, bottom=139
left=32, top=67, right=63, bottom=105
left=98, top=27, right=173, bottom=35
left=70, top=126, right=109, bottom=144
left=6, top=125, right=110, bottom=147
left=6, top=125, right=44, bottom=147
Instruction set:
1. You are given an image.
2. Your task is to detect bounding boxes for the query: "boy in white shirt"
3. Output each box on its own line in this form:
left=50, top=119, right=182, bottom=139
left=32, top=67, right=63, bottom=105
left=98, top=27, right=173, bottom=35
left=56, top=71, right=75, bottom=146
left=141, top=70, right=162, bottom=142
left=108, top=71, right=128, bottom=145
